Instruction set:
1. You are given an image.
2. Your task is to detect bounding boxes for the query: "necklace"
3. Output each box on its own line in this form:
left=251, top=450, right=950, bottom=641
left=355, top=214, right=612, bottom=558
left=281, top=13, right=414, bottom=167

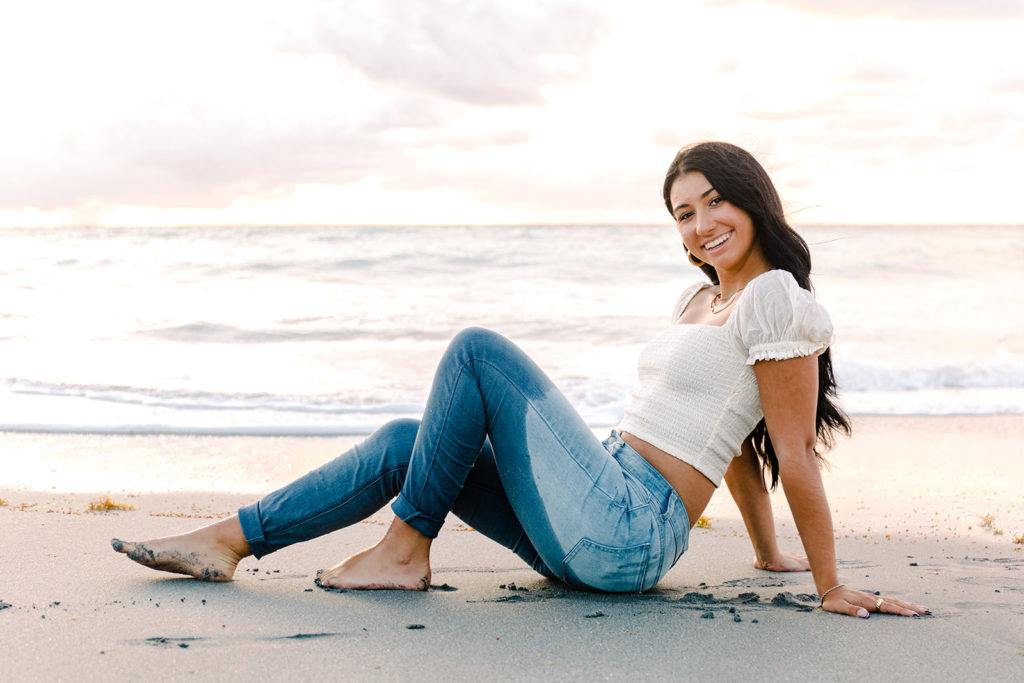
left=710, top=287, right=744, bottom=314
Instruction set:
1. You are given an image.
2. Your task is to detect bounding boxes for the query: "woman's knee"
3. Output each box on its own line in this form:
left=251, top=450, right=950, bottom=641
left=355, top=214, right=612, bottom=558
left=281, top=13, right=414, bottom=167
left=366, top=418, right=420, bottom=468
left=451, top=326, right=501, bottom=346
left=447, top=327, right=508, bottom=361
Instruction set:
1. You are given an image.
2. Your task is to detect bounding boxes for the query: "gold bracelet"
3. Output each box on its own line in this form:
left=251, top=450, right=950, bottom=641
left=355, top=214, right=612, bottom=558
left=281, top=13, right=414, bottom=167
left=819, top=583, right=845, bottom=605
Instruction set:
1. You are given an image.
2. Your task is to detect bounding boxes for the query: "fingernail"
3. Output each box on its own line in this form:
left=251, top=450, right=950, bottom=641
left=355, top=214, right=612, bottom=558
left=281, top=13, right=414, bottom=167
left=857, top=608, right=869, bottom=618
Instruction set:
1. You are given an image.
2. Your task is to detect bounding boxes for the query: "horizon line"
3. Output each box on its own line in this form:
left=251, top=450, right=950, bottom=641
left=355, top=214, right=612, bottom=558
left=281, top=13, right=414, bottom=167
left=2, top=221, right=1023, bottom=230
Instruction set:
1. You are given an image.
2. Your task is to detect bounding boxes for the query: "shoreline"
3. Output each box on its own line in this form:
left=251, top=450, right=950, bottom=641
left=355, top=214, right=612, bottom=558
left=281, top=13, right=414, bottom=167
left=1, top=415, right=1022, bottom=679
left=4, top=413, right=1024, bottom=494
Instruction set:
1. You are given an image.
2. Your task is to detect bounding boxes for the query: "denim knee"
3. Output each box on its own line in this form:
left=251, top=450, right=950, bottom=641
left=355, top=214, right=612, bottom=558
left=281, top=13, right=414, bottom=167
left=370, top=418, right=421, bottom=461
left=447, top=326, right=502, bottom=359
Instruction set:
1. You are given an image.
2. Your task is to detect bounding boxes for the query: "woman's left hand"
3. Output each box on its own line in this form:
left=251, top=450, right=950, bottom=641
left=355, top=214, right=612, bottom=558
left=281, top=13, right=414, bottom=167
left=822, top=586, right=930, bottom=618
left=754, top=551, right=810, bottom=572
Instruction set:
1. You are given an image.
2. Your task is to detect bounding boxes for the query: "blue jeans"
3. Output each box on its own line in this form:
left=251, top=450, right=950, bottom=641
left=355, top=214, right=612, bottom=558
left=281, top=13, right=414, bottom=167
left=238, top=328, right=689, bottom=592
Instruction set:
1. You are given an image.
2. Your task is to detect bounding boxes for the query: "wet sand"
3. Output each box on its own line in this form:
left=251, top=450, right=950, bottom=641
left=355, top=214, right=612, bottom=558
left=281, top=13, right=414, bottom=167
left=1, top=416, right=1022, bottom=680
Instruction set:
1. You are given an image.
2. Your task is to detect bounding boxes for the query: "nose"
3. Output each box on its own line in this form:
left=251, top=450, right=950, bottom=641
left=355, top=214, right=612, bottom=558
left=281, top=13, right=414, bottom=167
left=695, top=211, right=716, bottom=236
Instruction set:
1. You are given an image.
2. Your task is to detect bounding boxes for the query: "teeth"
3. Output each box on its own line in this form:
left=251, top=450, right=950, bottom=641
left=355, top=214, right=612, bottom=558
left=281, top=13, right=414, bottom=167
left=704, top=233, right=730, bottom=250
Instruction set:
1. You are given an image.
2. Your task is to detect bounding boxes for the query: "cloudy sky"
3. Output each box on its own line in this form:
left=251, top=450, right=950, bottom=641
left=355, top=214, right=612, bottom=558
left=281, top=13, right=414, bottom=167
left=2, top=0, right=1022, bottom=227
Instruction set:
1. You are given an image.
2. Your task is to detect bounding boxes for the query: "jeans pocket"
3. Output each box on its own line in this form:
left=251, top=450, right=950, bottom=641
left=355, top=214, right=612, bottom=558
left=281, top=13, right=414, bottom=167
left=561, top=538, right=650, bottom=593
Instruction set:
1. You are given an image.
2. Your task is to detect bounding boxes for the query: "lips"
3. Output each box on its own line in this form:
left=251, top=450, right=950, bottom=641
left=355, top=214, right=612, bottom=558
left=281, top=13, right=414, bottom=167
left=702, top=230, right=733, bottom=253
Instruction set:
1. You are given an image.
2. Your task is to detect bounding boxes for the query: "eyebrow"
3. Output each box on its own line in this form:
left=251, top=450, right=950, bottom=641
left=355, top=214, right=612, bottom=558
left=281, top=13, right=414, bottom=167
left=672, top=187, right=716, bottom=213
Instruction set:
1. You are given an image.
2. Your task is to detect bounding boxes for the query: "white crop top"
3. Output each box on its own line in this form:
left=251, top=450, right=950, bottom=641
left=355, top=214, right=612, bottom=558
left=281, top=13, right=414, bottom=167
left=617, top=269, right=833, bottom=486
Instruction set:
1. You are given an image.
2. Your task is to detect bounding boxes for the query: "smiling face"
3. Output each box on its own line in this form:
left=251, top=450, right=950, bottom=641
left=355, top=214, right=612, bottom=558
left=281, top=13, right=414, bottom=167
left=669, top=171, right=770, bottom=280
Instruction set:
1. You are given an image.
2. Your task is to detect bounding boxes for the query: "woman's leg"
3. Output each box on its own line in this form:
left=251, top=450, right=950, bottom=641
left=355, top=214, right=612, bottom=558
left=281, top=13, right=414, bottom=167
left=236, top=416, right=549, bottom=589
left=114, top=327, right=658, bottom=591
left=113, top=417, right=549, bottom=584
left=322, top=327, right=663, bottom=592
left=111, top=418, right=421, bottom=581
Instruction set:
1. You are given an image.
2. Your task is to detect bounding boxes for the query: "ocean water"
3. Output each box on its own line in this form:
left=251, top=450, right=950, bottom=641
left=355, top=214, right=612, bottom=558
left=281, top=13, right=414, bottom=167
left=1, top=225, right=1021, bottom=437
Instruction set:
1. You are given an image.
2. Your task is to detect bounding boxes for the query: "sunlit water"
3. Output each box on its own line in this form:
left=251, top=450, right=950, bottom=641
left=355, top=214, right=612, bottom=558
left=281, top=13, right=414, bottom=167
left=1, top=225, right=1021, bottom=440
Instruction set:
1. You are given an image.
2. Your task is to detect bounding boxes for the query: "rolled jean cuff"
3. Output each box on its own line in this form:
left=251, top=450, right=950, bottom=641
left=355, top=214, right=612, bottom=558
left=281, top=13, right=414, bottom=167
left=391, top=493, right=444, bottom=539
left=238, top=501, right=274, bottom=559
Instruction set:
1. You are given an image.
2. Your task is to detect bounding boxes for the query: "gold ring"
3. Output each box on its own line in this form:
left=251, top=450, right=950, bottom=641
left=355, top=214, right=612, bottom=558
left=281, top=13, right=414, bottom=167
left=875, top=598, right=885, bottom=612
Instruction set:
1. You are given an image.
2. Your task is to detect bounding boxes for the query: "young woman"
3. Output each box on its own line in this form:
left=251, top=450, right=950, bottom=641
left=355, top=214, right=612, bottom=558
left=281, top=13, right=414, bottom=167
left=113, top=142, right=927, bottom=619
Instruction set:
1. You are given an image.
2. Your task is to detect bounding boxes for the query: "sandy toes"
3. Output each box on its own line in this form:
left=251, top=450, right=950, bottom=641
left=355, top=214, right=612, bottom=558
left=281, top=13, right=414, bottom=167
left=111, top=537, right=240, bottom=582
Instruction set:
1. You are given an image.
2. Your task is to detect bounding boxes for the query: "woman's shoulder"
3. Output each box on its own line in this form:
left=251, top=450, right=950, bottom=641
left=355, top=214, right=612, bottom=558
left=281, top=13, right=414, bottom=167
left=744, top=268, right=801, bottom=297
left=740, top=269, right=823, bottom=312
left=735, top=269, right=833, bottom=362
left=671, top=281, right=712, bottom=321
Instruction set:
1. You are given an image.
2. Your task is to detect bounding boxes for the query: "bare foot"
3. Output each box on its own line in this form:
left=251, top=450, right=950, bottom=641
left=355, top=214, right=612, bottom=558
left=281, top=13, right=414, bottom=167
left=111, top=516, right=250, bottom=582
left=315, top=517, right=432, bottom=591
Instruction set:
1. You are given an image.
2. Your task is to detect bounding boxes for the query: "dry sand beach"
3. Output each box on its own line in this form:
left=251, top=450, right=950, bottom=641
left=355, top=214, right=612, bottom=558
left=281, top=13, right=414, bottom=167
left=2, top=416, right=1022, bottom=681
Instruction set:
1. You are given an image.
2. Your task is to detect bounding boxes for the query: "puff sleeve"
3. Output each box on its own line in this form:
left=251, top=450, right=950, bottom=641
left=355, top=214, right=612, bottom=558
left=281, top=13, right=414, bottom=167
left=735, top=270, right=833, bottom=365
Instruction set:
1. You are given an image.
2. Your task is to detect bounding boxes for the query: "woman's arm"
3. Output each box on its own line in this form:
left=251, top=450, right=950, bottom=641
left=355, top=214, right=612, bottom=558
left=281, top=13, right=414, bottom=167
left=724, top=438, right=809, bottom=572
left=754, top=354, right=928, bottom=618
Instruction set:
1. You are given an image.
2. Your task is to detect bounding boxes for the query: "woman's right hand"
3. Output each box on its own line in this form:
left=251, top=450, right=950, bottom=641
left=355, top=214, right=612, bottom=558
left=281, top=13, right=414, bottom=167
left=821, top=586, right=930, bottom=618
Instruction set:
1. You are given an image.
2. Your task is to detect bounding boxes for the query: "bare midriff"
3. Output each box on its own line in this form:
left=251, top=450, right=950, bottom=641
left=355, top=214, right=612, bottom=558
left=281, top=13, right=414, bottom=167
left=619, top=431, right=716, bottom=529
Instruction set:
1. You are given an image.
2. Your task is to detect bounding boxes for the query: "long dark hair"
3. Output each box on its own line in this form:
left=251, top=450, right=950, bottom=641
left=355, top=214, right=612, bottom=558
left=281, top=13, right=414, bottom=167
left=662, top=141, right=851, bottom=489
